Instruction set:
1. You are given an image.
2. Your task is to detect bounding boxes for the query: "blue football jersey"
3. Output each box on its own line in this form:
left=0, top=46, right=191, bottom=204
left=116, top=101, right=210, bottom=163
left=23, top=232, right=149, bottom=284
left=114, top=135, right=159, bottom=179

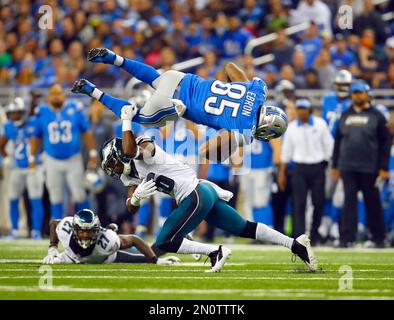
left=179, top=74, right=267, bottom=140
left=321, top=92, right=350, bottom=137
left=244, top=139, right=273, bottom=169
left=3, top=117, right=38, bottom=168
left=34, top=102, right=90, bottom=159
left=164, top=119, right=198, bottom=157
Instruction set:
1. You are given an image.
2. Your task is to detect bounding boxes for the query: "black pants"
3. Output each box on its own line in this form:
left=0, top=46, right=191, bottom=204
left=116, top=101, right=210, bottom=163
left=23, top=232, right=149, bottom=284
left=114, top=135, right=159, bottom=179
left=340, top=171, right=385, bottom=244
left=272, top=168, right=292, bottom=234
left=291, top=162, right=326, bottom=241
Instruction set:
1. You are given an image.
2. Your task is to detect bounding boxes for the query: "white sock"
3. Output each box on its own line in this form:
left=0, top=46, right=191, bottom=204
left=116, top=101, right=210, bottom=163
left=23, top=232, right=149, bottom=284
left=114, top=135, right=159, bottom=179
left=256, top=223, right=294, bottom=249
left=114, top=54, right=125, bottom=66
left=177, top=238, right=219, bottom=255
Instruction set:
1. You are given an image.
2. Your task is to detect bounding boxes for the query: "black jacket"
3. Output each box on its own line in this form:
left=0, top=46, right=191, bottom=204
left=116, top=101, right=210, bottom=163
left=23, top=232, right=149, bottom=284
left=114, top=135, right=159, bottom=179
left=332, top=105, right=392, bottom=174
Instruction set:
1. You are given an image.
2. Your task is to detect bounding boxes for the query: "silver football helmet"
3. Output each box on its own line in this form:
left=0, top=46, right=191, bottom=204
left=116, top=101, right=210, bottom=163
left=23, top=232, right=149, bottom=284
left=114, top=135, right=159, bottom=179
left=5, top=97, right=28, bottom=126
left=72, top=209, right=101, bottom=249
left=254, top=106, right=288, bottom=141
left=334, top=69, right=352, bottom=99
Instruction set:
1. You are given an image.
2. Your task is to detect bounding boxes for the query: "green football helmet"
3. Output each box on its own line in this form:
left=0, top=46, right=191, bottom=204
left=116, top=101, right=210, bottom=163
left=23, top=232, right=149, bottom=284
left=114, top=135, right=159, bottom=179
left=72, top=209, right=101, bottom=249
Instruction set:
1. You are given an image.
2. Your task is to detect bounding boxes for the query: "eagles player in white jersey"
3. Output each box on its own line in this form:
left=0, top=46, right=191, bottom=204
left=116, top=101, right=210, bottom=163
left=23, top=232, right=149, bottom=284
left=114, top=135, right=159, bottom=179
left=42, top=209, right=180, bottom=265
left=98, top=105, right=318, bottom=273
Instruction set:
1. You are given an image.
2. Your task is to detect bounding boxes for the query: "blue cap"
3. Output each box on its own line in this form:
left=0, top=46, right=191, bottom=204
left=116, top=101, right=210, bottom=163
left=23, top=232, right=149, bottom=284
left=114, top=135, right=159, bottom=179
left=150, top=15, right=167, bottom=27
left=296, top=99, right=312, bottom=109
left=263, top=64, right=278, bottom=73
left=350, top=81, right=370, bottom=93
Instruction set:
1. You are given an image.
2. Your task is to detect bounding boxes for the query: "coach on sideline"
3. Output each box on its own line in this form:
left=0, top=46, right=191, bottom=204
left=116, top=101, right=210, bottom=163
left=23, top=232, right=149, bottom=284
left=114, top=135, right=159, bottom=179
left=279, top=99, right=334, bottom=244
left=331, top=81, right=391, bottom=248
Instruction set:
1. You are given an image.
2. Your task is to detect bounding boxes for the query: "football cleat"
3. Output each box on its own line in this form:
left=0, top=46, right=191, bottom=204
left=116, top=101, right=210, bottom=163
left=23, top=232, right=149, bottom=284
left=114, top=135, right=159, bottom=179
left=71, top=79, right=96, bottom=96
left=205, top=245, right=231, bottom=273
left=88, top=48, right=116, bottom=64
left=291, top=234, right=318, bottom=272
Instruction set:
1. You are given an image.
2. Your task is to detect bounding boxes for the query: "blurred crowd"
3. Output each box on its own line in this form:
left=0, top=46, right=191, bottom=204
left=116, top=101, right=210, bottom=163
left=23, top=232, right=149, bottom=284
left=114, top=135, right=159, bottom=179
left=1, top=0, right=394, bottom=90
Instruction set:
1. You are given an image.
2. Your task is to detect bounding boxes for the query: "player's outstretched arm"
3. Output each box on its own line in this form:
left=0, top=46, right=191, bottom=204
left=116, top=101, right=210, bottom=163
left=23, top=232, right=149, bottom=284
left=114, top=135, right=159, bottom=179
left=88, top=48, right=160, bottom=88
left=43, top=220, right=61, bottom=264
left=119, top=234, right=158, bottom=262
left=225, top=62, right=249, bottom=82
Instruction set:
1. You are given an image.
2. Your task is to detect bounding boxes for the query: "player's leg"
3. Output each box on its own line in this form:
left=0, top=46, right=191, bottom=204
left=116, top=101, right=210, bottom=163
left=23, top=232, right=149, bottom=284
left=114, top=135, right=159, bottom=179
left=205, top=199, right=317, bottom=271
left=252, top=168, right=274, bottom=228
left=64, top=153, right=89, bottom=211
left=26, top=167, right=44, bottom=239
left=87, top=48, right=161, bottom=88
left=44, top=155, right=65, bottom=219
left=7, top=169, right=26, bottom=237
left=155, top=183, right=225, bottom=265
left=291, top=166, right=309, bottom=238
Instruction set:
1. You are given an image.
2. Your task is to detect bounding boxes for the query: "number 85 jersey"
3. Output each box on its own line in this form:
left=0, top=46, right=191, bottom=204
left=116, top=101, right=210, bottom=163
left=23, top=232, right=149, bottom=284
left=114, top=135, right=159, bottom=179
left=179, top=74, right=267, bottom=140
left=33, top=102, right=91, bottom=160
left=56, top=217, right=120, bottom=264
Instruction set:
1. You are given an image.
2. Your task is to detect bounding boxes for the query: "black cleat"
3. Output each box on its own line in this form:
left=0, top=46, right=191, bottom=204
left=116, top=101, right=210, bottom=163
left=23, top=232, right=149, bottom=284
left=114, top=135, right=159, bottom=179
left=291, top=234, right=318, bottom=271
left=205, top=245, right=231, bottom=273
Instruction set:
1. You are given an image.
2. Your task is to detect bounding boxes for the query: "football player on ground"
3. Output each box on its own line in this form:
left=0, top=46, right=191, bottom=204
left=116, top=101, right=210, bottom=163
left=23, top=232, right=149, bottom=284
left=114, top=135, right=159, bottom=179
left=98, top=106, right=318, bottom=273
left=30, top=84, right=98, bottom=220
left=42, top=209, right=180, bottom=265
left=0, top=98, right=44, bottom=239
left=71, top=48, right=288, bottom=145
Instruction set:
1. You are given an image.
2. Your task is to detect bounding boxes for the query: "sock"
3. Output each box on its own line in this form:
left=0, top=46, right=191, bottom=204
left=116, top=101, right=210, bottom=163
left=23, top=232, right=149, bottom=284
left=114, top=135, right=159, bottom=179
left=51, top=203, right=63, bottom=220
left=100, top=93, right=130, bottom=118
left=177, top=237, right=219, bottom=255
left=253, top=206, right=273, bottom=227
left=256, top=223, right=294, bottom=249
left=358, top=200, right=366, bottom=227
left=31, top=199, right=44, bottom=231
left=331, top=206, right=341, bottom=224
left=10, top=199, right=19, bottom=230
left=75, top=199, right=90, bottom=212
left=138, top=202, right=151, bottom=226
left=121, top=58, right=160, bottom=87
left=324, top=200, right=332, bottom=216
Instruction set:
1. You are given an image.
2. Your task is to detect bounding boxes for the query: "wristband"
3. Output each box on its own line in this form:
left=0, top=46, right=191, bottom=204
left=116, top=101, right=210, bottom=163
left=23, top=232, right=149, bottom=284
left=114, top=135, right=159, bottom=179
left=114, top=55, right=125, bottom=66
left=91, top=88, right=104, bottom=100
left=122, top=120, right=132, bottom=132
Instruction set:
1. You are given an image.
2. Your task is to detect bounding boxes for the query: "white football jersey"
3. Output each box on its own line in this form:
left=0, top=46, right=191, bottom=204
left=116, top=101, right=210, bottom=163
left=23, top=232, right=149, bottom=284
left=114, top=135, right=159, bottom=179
left=56, top=217, right=120, bottom=264
left=121, top=140, right=199, bottom=204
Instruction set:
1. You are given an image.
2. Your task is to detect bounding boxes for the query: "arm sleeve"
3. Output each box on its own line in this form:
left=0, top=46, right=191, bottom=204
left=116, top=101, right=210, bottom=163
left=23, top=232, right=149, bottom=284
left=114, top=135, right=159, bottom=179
left=377, top=113, right=392, bottom=171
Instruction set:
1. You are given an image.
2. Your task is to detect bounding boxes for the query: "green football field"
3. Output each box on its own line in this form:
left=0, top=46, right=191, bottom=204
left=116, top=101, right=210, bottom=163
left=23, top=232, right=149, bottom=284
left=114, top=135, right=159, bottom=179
left=0, top=239, right=393, bottom=300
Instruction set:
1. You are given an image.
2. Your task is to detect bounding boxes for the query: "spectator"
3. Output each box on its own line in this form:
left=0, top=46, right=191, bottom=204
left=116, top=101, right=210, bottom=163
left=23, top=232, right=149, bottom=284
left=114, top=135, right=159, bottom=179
left=353, top=0, right=387, bottom=44
left=379, top=63, right=394, bottom=89
left=300, top=21, right=323, bottom=69
left=290, top=0, right=332, bottom=35
left=291, top=48, right=307, bottom=88
left=303, top=68, right=322, bottom=89
left=273, top=29, right=295, bottom=68
left=279, top=99, right=334, bottom=244
left=330, top=33, right=357, bottom=70
left=262, top=64, right=279, bottom=88
left=314, top=48, right=336, bottom=90
left=239, top=0, right=265, bottom=34
left=279, top=64, right=296, bottom=84
left=331, top=81, right=391, bottom=248
left=358, top=28, right=385, bottom=73
left=266, top=2, right=288, bottom=33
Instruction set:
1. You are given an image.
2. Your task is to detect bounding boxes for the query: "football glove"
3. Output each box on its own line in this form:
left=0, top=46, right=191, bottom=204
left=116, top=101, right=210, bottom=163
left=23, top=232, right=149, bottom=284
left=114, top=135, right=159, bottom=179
left=129, top=179, right=157, bottom=206
left=121, top=104, right=138, bottom=121
left=42, top=246, right=59, bottom=264
left=88, top=48, right=123, bottom=66
left=71, top=79, right=97, bottom=96
left=157, top=256, right=181, bottom=265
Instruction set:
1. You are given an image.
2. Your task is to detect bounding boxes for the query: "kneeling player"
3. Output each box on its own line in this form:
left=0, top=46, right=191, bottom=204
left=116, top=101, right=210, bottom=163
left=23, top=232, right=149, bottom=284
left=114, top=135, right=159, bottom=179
left=42, top=209, right=179, bottom=265
left=98, top=106, right=318, bottom=272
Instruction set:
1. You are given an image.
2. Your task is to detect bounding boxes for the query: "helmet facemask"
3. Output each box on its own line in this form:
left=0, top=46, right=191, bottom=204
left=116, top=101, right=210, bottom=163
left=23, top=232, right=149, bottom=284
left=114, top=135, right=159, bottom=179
left=72, top=209, right=101, bottom=249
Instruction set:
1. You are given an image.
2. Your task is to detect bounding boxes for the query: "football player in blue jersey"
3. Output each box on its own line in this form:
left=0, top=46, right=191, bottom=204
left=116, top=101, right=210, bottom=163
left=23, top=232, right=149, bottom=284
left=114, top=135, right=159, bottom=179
left=71, top=48, right=288, bottom=144
left=0, top=98, right=44, bottom=239
left=30, top=84, right=98, bottom=220
left=320, top=69, right=352, bottom=244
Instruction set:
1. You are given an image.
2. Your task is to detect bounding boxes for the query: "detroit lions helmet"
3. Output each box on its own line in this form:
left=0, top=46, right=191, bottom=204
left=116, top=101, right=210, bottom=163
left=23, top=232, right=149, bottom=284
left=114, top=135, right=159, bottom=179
left=5, top=97, right=28, bottom=126
left=334, top=69, right=352, bottom=99
left=72, top=209, right=101, bottom=249
left=254, top=105, right=288, bottom=141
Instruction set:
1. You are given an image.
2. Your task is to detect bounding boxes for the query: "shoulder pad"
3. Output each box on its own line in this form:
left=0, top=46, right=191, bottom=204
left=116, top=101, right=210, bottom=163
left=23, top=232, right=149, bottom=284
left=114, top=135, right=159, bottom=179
left=56, top=217, right=74, bottom=246
left=96, top=229, right=120, bottom=255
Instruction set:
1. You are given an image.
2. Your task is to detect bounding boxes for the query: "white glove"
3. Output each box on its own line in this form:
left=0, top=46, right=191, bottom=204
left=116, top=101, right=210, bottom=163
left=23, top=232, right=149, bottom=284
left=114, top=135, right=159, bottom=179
left=170, top=99, right=187, bottom=117
left=129, top=179, right=157, bottom=206
left=2, top=156, right=13, bottom=168
left=121, top=104, right=138, bottom=121
left=157, top=256, right=181, bottom=265
left=42, top=246, right=59, bottom=264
